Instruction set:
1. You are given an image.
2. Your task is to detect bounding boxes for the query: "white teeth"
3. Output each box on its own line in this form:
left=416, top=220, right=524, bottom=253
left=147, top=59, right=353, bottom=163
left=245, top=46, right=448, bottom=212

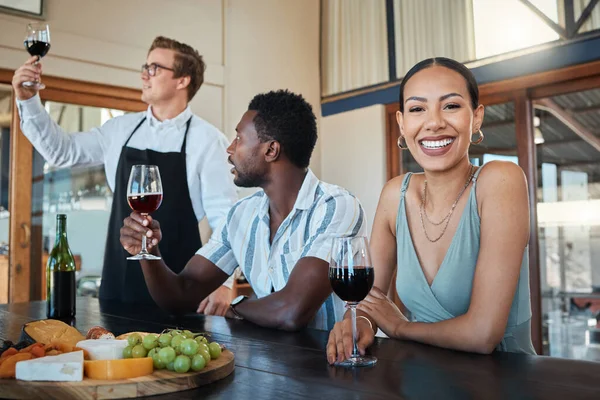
left=420, top=138, right=454, bottom=149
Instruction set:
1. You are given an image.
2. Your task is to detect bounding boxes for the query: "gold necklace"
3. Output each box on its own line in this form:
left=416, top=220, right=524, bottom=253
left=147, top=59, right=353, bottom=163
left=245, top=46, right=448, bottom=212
left=419, top=165, right=475, bottom=243
left=422, top=164, right=474, bottom=226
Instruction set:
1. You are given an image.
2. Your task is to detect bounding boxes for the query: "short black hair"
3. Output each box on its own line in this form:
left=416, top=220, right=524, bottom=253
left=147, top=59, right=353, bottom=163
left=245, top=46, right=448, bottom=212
left=398, top=57, right=479, bottom=112
left=248, top=90, right=317, bottom=169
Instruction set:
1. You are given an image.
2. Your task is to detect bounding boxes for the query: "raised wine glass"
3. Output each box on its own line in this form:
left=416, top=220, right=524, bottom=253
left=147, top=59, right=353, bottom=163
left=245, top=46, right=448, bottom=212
left=127, top=165, right=163, bottom=260
left=329, top=236, right=377, bottom=367
left=23, top=23, right=51, bottom=89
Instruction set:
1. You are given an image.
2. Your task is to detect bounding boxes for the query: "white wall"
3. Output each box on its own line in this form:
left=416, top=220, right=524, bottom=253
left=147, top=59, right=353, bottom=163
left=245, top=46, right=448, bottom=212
left=225, top=0, right=322, bottom=183
left=320, top=105, right=387, bottom=235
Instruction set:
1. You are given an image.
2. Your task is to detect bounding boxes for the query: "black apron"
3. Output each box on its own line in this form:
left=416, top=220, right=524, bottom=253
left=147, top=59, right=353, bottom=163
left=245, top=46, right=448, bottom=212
left=99, top=117, right=201, bottom=304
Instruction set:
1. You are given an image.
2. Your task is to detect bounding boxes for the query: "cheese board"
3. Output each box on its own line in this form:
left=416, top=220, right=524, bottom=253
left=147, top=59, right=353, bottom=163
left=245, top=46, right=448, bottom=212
left=0, top=349, right=234, bottom=399
left=0, top=321, right=235, bottom=399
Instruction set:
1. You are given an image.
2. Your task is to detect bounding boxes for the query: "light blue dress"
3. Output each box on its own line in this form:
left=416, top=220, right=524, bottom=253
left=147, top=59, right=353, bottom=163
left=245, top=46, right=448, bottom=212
left=395, top=169, right=536, bottom=354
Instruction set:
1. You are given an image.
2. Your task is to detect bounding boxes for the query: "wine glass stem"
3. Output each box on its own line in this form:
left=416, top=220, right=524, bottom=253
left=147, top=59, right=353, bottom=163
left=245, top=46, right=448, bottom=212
left=141, top=234, right=148, bottom=254
left=350, top=304, right=359, bottom=358
left=140, top=214, right=149, bottom=254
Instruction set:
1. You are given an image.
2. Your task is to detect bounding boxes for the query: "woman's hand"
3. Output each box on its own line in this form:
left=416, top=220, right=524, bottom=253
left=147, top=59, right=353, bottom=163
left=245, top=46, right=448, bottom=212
left=358, top=287, right=409, bottom=338
left=326, top=316, right=375, bottom=364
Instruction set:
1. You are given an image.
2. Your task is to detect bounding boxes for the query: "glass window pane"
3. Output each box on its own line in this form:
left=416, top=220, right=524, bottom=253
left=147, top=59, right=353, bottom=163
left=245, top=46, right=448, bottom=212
left=393, top=0, right=562, bottom=77
left=574, top=0, right=600, bottom=34
left=31, top=102, right=129, bottom=300
left=473, top=0, right=559, bottom=60
left=470, top=102, right=518, bottom=167
left=530, top=0, right=561, bottom=25
left=0, top=84, right=11, bottom=304
left=536, top=87, right=600, bottom=361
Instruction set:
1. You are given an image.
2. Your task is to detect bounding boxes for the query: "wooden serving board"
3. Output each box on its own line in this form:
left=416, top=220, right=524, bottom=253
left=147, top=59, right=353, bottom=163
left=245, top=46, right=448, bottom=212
left=0, top=350, right=234, bottom=400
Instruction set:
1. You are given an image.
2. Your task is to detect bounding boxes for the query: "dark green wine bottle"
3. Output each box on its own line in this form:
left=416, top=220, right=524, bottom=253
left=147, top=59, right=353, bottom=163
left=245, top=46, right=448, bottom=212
left=46, top=214, right=76, bottom=319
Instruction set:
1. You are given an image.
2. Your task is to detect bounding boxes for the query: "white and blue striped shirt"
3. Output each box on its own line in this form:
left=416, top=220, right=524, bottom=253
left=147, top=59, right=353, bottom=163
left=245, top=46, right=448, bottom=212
left=197, top=169, right=367, bottom=330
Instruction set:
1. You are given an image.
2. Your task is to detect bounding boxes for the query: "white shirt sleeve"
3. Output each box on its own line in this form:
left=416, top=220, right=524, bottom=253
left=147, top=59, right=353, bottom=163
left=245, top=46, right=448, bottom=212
left=197, top=213, right=239, bottom=276
left=197, top=133, right=238, bottom=231
left=16, top=94, right=107, bottom=168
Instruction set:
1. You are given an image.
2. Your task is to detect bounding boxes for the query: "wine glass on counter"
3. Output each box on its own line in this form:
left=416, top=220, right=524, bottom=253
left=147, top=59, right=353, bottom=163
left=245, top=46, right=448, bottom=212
left=23, top=23, right=51, bottom=89
left=329, top=236, right=377, bottom=367
left=126, top=165, right=163, bottom=260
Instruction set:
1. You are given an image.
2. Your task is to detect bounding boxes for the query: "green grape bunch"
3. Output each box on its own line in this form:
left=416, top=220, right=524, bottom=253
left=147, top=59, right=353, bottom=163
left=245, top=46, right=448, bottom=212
left=121, top=328, right=225, bottom=374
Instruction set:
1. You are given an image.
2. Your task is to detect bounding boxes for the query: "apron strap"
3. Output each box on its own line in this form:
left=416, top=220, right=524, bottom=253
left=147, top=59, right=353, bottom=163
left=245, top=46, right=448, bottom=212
left=124, top=117, right=146, bottom=147
left=180, top=117, right=193, bottom=154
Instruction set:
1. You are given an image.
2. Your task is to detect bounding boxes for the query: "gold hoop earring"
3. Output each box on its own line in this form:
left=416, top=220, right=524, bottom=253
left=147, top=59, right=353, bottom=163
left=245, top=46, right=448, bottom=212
left=397, top=136, right=408, bottom=150
left=471, top=130, right=484, bottom=145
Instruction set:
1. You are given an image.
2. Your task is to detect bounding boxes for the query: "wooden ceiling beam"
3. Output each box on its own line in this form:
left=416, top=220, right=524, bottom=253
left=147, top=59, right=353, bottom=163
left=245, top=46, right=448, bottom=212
left=534, top=98, right=600, bottom=153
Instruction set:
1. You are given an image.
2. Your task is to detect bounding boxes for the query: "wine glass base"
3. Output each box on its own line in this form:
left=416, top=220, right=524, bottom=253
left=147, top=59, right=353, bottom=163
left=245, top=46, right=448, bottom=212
left=22, top=81, right=45, bottom=89
left=334, top=355, right=377, bottom=368
left=127, top=253, right=161, bottom=261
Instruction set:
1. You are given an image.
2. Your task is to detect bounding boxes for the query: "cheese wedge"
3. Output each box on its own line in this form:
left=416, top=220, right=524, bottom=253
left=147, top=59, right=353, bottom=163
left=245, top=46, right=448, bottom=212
left=15, top=350, right=84, bottom=382
left=84, top=357, right=153, bottom=380
left=75, top=339, right=128, bottom=360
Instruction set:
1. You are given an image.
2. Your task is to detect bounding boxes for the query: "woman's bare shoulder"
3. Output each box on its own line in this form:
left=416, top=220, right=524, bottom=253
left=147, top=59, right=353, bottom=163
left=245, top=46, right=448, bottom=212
left=477, top=161, right=526, bottom=187
left=476, top=160, right=528, bottom=202
left=380, top=174, right=409, bottom=204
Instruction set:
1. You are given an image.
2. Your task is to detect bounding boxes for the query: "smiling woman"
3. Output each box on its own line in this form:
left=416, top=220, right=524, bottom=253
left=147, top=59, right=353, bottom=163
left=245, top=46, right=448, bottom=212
left=327, top=57, right=536, bottom=364
left=396, top=58, right=483, bottom=174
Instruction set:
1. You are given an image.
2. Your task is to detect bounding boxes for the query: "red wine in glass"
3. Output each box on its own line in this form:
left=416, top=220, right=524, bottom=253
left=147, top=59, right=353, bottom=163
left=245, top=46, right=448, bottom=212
left=329, top=236, right=377, bottom=367
left=127, top=165, right=163, bottom=261
left=23, top=23, right=50, bottom=89
left=127, top=193, right=163, bottom=214
left=329, top=267, right=375, bottom=303
left=24, top=40, right=51, bottom=58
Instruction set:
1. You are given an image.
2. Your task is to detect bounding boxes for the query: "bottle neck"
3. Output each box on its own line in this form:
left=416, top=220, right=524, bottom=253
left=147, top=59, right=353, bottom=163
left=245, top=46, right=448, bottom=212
left=55, top=218, right=68, bottom=246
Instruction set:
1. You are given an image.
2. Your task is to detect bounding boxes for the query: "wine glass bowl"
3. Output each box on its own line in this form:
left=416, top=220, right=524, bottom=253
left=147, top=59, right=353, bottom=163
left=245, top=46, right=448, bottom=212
left=329, top=236, right=377, bottom=367
left=23, top=23, right=50, bottom=89
left=126, top=165, right=163, bottom=261
left=127, top=193, right=163, bottom=214
left=329, top=264, right=375, bottom=304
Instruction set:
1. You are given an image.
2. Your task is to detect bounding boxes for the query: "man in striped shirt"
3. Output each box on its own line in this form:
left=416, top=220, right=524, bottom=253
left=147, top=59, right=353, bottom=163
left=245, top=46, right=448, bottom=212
left=120, top=90, right=366, bottom=331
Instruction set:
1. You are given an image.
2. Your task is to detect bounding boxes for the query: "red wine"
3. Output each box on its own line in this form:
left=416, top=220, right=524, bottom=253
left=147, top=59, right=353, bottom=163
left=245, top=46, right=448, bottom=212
left=24, top=40, right=51, bottom=58
left=47, top=270, right=76, bottom=319
left=329, top=267, right=374, bottom=303
left=128, top=193, right=163, bottom=214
